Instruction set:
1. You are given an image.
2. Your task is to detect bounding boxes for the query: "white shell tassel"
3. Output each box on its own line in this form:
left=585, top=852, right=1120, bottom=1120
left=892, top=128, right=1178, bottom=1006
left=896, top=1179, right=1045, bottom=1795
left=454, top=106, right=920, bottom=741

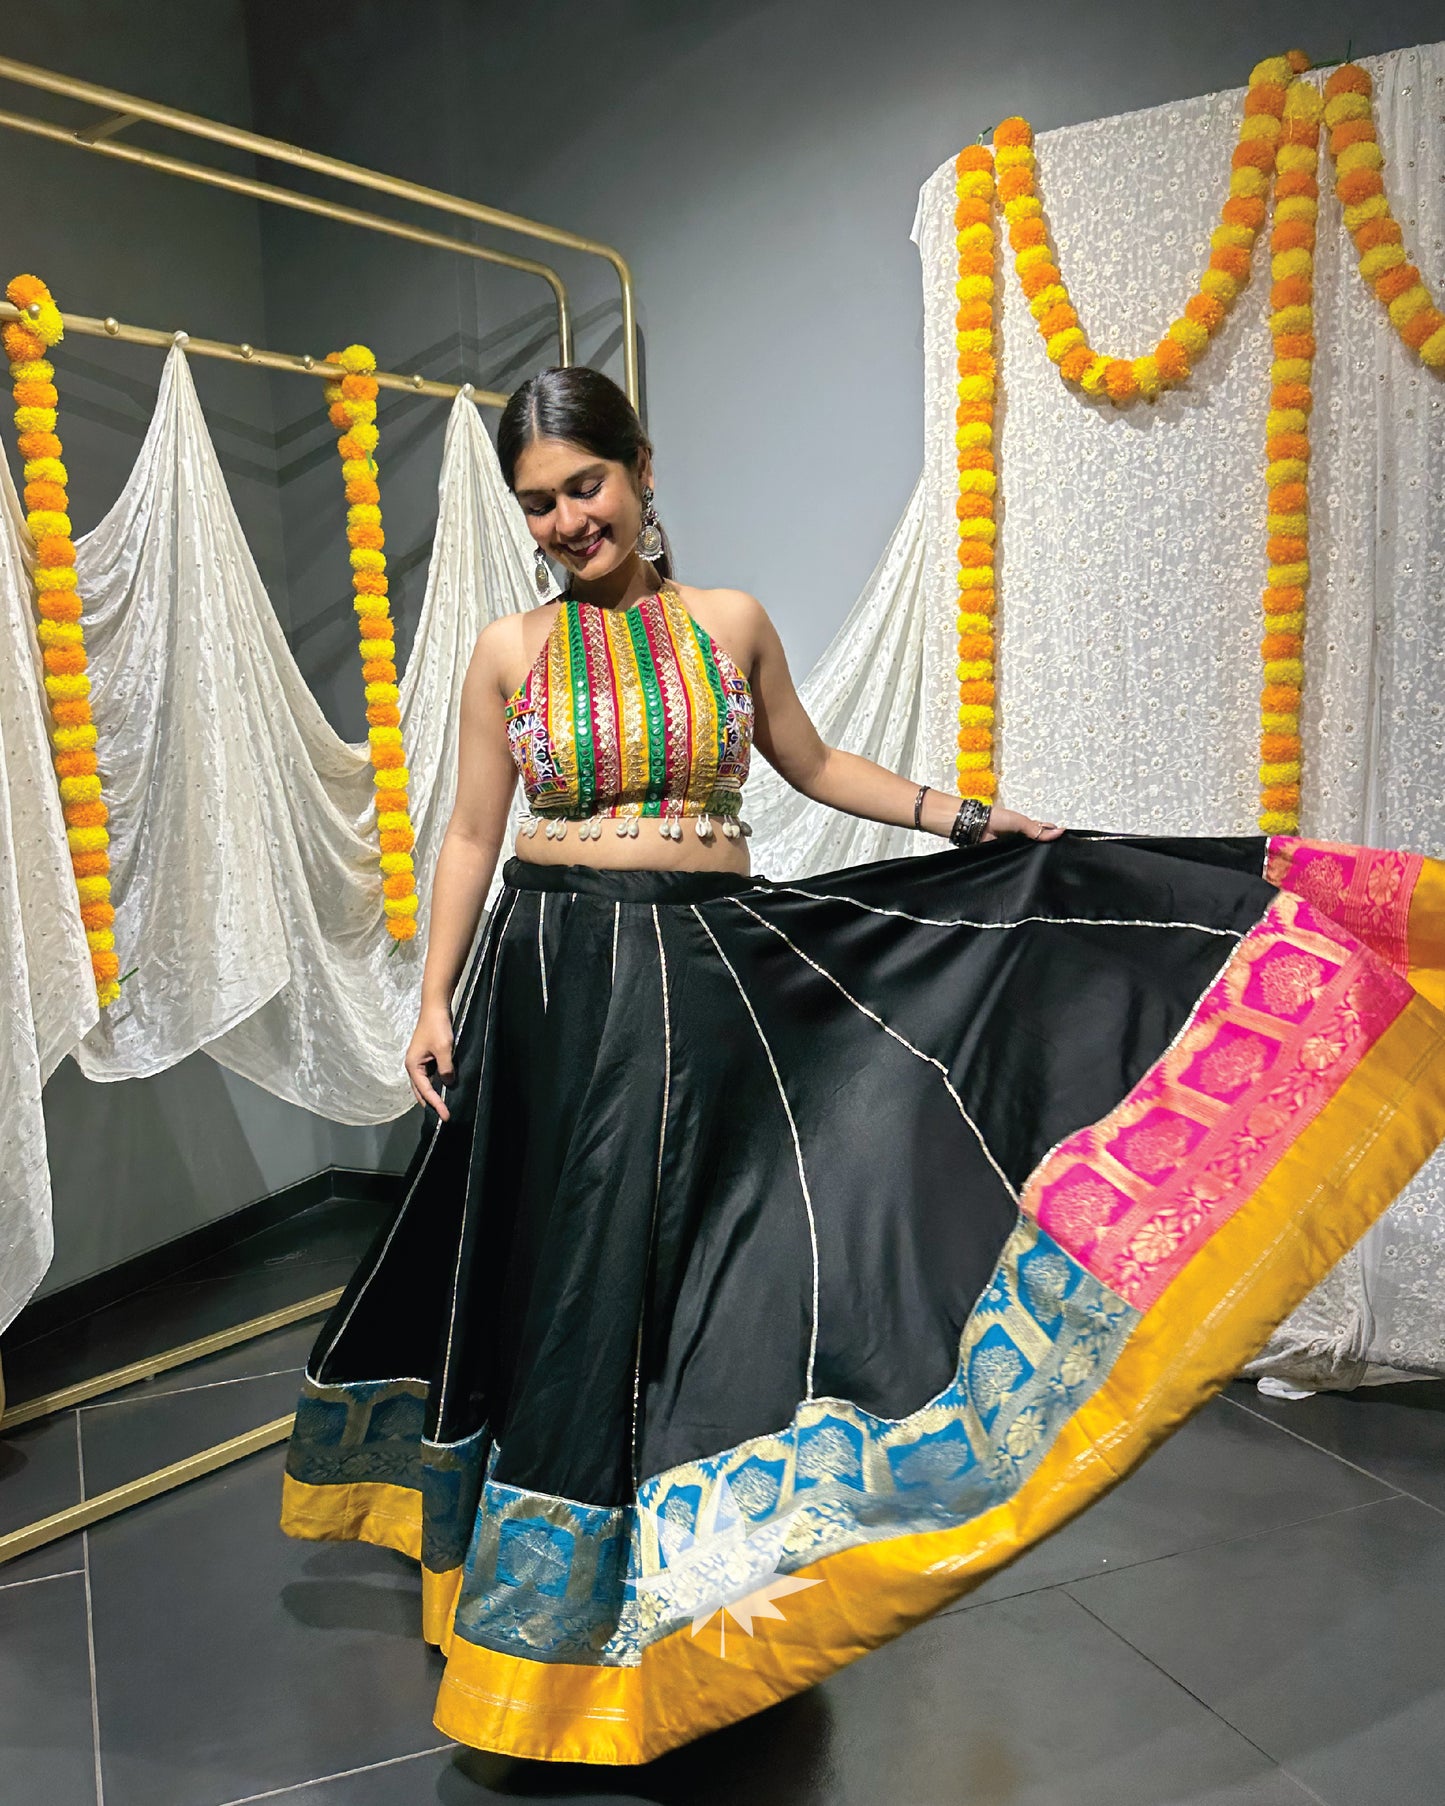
left=521, top=814, right=540, bottom=837
left=627, top=818, right=639, bottom=838
left=722, top=818, right=740, bottom=840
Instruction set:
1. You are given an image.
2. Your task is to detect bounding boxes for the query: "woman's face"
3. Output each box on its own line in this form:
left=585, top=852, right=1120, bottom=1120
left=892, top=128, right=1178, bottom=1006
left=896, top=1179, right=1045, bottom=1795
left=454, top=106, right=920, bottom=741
left=512, top=436, right=653, bottom=586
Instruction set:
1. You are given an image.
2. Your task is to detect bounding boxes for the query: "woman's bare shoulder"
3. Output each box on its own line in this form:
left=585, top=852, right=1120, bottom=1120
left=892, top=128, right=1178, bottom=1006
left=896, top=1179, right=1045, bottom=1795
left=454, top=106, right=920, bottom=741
left=473, top=601, right=563, bottom=695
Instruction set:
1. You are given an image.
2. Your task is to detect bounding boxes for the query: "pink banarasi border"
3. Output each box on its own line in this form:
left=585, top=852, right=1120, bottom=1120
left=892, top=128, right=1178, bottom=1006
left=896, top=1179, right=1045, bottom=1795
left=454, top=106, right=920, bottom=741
left=1266, top=836, right=1424, bottom=979
left=1022, top=889, right=1413, bottom=1312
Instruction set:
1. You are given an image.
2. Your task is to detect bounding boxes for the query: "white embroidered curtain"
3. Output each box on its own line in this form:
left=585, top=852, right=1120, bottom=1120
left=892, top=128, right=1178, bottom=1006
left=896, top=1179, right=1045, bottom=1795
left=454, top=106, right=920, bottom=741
left=909, top=43, right=1445, bottom=1388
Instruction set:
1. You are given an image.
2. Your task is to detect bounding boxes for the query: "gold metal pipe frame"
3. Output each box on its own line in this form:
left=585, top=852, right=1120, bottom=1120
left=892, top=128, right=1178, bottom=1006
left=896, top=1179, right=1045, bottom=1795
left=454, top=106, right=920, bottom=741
left=0, top=102, right=573, bottom=372
left=0, top=1416, right=296, bottom=1564
left=0, top=1288, right=343, bottom=1433
left=0, top=300, right=508, bottom=407
left=0, top=54, right=639, bottom=406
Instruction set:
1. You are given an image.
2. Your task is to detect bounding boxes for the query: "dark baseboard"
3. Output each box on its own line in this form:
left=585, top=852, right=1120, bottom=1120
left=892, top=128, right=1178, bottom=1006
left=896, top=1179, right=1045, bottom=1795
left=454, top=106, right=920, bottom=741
left=3, top=1165, right=402, bottom=1351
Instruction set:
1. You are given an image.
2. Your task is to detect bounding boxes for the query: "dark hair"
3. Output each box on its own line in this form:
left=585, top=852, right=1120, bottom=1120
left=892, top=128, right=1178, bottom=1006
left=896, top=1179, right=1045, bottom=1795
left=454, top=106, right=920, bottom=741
left=497, top=366, right=674, bottom=582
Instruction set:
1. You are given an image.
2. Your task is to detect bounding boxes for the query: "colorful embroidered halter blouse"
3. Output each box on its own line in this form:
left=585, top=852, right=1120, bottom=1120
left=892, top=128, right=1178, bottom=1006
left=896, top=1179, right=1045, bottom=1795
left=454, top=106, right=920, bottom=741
left=504, top=584, right=754, bottom=842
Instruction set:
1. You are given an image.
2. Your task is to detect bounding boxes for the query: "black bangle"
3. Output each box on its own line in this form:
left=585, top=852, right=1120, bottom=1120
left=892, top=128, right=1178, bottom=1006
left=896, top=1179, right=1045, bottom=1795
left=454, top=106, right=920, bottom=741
left=912, top=783, right=930, bottom=831
left=948, top=796, right=991, bottom=847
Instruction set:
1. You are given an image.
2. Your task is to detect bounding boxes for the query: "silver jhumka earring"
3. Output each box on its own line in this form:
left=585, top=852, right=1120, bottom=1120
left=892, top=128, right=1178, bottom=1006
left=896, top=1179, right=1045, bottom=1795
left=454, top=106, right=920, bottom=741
left=533, top=546, right=552, bottom=597
left=636, top=485, right=663, bottom=562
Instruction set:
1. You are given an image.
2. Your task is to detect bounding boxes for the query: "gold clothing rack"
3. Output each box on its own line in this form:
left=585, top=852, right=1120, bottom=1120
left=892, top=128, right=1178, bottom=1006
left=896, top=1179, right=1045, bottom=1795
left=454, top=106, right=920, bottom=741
left=0, top=53, right=641, bottom=405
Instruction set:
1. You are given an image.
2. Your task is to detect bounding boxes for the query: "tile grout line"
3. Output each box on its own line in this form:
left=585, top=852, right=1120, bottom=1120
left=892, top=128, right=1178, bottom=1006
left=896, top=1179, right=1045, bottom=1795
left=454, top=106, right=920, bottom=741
left=75, top=1412, right=104, bottom=1806
left=1060, top=1586, right=1296, bottom=1780
left=942, top=1490, right=1407, bottom=1621
left=211, top=1741, right=458, bottom=1805
left=78, top=1365, right=305, bottom=1412
left=0, top=1565, right=86, bottom=1591
left=1223, top=1391, right=1445, bottom=1519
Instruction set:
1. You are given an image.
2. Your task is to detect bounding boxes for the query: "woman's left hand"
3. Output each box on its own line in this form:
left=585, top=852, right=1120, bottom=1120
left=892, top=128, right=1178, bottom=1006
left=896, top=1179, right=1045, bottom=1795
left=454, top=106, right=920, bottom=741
left=983, top=806, right=1063, bottom=842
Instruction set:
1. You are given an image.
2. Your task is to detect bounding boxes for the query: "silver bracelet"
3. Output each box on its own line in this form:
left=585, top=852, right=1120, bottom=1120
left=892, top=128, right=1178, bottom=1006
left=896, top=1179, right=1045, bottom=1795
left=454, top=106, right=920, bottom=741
left=948, top=796, right=991, bottom=847
left=912, top=783, right=930, bottom=831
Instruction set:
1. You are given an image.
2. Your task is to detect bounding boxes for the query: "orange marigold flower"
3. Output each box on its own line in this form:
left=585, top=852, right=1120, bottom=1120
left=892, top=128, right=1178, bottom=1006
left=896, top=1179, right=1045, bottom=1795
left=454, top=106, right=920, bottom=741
left=1324, top=64, right=1372, bottom=100
left=1185, top=293, right=1225, bottom=331
left=1261, top=682, right=1303, bottom=712
left=379, top=827, right=415, bottom=854
left=66, top=800, right=108, bottom=828
left=50, top=698, right=91, bottom=728
left=955, top=402, right=995, bottom=427
left=341, top=372, right=379, bottom=400
left=955, top=494, right=994, bottom=519
left=1270, top=219, right=1315, bottom=253
left=54, top=750, right=98, bottom=778
left=348, top=522, right=386, bottom=550
left=1060, top=344, right=1096, bottom=381
left=1401, top=306, right=1445, bottom=351
left=367, top=702, right=402, bottom=728
left=955, top=348, right=993, bottom=377
left=1245, top=82, right=1288, bottom=116
left=1270, top=382, right=1313, bottom=413
left=1262, top=783, right=1301, bottom=810
left=38, top=592, right=83, bottom=621
left=1270, top=275, right=1311, bottom=309
left=1266, top=432, right=1310, bottom=462
left=1038, top=301, right=1078, bottom=337
left=1270, top=481, right=1309, bottom=514
left=1232, top=138, right=1276, bottom=173
left=1154, top=339, right=1190, bottom=381
left=18, top=430, right=63, bottom=460
left=353, top=571, right=389, bottom=596
left=958, top=680, right=996, bottom=705
left=1103, top=359, right=1138, bottom=400
left=1329, top=117, right=1377, bottom=155
left=958, top=447, right=994, bottom=471
left=34, top=535, right=75, bottom=565
left=954, top=198, right=991, bottom=228
left=1210, top=243, right=1251, bottom=282
left=362, top=659, right=399, bottom=684
left=1262, top=630, right=1304, bottom=659
left=955, top=302, right=993, bottom=332
left=1008, top=216, right=1047, bottom=251
left=957, top=727, right=993, bottom=751
left=1273, top=171, right=1318, bottom=204
left=1273, top=331, right=1316, bottom=360
left=345, top=478, right=381, bottom=506
left=328, top=401, right=352, bottom=430
left=1351, top=216, right=1403, bottom=254
left=13, top=380, right=58, bottom=409
left=1019, top=262, right=1062, bottom=299
left=1261, top=734, right=1302, bottom=761
left=957, top=538, right=995, bottom=564
left=25, top=480, right=67, bottom=512
left=1222, top=195, right=1267, bottom=230
left=997, top=167, right=1031, bottom=203
left=383, top=871, right=416, bottom=899
left=993, top=117, right=1032, bottom=147
left=357, top=614, right=392, bottom=640
left=957, top=248, right=996, bottom=277
left=3, top=324, right=47, bottom=363
left=72, top=850, right=110, bottom=878
left=80, top=901, right=116, bottom=931
left=92, top=950, right=121, bottom=982
left=1263, top=585, right=1306, bottom=613
left=957, top=634, right=994, bottom=660
left=1374, top=262, right=1421, bottom=303
left=1266, top=535, right=1310, bottom=566
left=44, top=644, right=86, bottom=676
left=1336, top=167, right=1384, bottom=206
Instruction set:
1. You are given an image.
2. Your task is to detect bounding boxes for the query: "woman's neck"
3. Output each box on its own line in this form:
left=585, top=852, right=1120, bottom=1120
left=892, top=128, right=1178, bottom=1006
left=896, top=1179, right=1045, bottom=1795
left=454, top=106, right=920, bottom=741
left=562, top=552, right=664, bottom=611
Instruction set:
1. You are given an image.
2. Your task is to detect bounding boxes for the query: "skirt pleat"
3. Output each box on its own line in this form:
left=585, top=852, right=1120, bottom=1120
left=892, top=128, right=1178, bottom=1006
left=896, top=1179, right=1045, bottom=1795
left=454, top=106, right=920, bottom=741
left=282, top=832, right=1445, bottom=1763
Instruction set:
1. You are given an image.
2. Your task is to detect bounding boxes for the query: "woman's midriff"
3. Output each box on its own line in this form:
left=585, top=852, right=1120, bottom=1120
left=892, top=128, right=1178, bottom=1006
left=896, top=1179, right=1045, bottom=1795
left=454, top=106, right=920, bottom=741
left=511, top=825, right=751, bottom=876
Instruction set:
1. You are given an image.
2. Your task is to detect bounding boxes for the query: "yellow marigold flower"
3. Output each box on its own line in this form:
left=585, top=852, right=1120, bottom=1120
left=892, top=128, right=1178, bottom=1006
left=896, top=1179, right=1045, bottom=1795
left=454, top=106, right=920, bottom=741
left=956, top=659, right=994, bottom=683
left=1275, top=144, right=1318, bottom=175
left=1267, top=457, right=1309, bottom=486
left=956, top=373, right=994, bottom=403
left=45, top=672, right=90, bottom=700
left=379, top=851, right=415, bottom=875
left=1270, top=358, right=1312, bottom=385
left=34, top=564, right=78, bottom=590
left=1266, top=409, right=1308, bottom=438
left=1004, top=194, right=1042, bottom=219
left=1211, top=223, right=1256, bottom=250
left=337, top=343, right=376, bottom=373
left=961, top=518, right=996, bottom=542
left=1267, top=560, right=1310, bottom=588
left=10, top=357, right=54, bottom=383
left=1274, top=195, right=1317, bottom=224
left=1079, top=356, right=1110, bottom=394
left=1200, top=269, right=1240, bottom=304
left=27, top=510, right=70, bottom=538
left=1335, top=139, right=1384, bottom=174
left=1238, top=114, right=1283, bottom=145
left=1013, top=244, right=1052, bottom=275
left=1271, top=298, right=1315, bottom=331
left=956, top=224, right=993, bottom=252
left=60, top=774, right=102, bottom=802
left=958, top=704, right=995, bottom=726
left=1358, top=242, right=1406, bottom=280
left=955, top=328, right=993, bottom=357
left=350, top=547, right=386, bottom=572
left=956, top=612, right=994, bottom=635
left=1259, top=810, right=1297, bottom=834
left=23, top=457, right=67, bottom=487
left=955, top=275, right=994, bottom=302
left=1421, top=324, right=1445, bottom=366
left=1270, top=249, right=1313, bottom=281
left=365, top=681, right=401, bottom=705
left=955, top=173, right=993, bottom=203
left=345, top=421, right=380, bottom=454
left=383, top=894, right=419, bottom=918
left=992, top=144, right=1033, bottom=170
left=66, top=825, right=108, bottom=853
left=1388, top=285, right=1431, bottom=327
left=15, top=405, right=58, bottom=434
left=957, top=469, right=996, bottom=495
left=1249, top=54, right=1293, bottom=84
left=85, top=927, right=116, bottom=954
left=375, top=764, right=409, bottom=790
left=368, top=724, right=403, bottom=747
left=1229, top=167, right=1268, bottom=199
left=955, top=749, right=992, bottom=771
left=1266, top=513, right=1309, bottom=538
left=341, top=398, right=378, bottom=426
left=1342, top=194, right=1389, bottom=231
left=1264, top=659, right=1305, bottom=685
left=1027, top=284, right=1069, bottom=320
left=1259, top=761, right=1302, bottom=785
left=347, top=503, right=383, bottom=529
left=1260, top=712, right=1298, bottom=734
left=37, top=619, right=83, bottom=645
left=1131, top=355, right=1162, bottom=396
left=340, top=458, right=372, bottom=484
left=1046, top=327, right=1086, bottom=363
left=1323, top=90, right=1370, bottom=126
left=1263, top=611, right=1306, bottom=635
left=53, top=722, right=97, bottom=750
left=955, top=422, right=992, bottom=449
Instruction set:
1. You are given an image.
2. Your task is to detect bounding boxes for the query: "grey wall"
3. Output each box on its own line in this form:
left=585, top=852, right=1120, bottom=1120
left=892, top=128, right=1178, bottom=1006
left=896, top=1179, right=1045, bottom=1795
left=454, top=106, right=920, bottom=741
left=245, top=0, right=1445, bottom=677
left=1, top=2, right=408, bottom=1298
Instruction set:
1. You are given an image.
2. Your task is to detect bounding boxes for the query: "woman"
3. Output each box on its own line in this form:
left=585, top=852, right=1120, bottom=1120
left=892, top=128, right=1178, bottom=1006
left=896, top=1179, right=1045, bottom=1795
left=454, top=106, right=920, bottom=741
left=282, top=367, right=1445, bottom=1766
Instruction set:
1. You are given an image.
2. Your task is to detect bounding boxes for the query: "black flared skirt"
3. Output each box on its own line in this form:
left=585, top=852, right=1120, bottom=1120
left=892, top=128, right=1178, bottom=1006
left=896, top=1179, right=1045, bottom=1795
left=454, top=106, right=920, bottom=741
left=282, top=832, right=1445, bottom=1763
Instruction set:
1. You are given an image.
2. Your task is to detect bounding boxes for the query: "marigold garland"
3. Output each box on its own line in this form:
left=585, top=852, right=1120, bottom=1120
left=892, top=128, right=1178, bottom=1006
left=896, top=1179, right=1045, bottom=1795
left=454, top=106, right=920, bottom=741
left=993, top=52, right=1311, bottom=404
left=952, top=144, right=999, bottom=801
left=1256, top=77, right=1322, bottom=832
left=4, top=275, right=120, bottom=1005
left=1323, top=63, right=1445, bottom=368
left=324, top=345, right=419, bottom=941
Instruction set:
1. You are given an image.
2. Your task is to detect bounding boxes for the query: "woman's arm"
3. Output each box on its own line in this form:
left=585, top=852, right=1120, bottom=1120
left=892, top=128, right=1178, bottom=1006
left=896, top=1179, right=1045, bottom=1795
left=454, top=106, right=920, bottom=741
left=406, top=621, right=519, bottom=1117
left=740, top=592, right=1060, bottom=843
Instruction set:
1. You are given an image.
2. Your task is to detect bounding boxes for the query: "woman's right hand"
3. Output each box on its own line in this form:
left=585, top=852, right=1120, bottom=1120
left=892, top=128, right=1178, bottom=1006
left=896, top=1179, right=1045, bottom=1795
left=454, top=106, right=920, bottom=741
left=405, top=1002, right=456, bottom=1121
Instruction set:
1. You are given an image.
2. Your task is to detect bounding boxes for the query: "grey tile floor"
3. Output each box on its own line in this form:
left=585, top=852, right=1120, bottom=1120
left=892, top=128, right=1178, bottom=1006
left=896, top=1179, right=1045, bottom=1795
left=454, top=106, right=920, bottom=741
left=2, top=1197, right=1443, bottom=1805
